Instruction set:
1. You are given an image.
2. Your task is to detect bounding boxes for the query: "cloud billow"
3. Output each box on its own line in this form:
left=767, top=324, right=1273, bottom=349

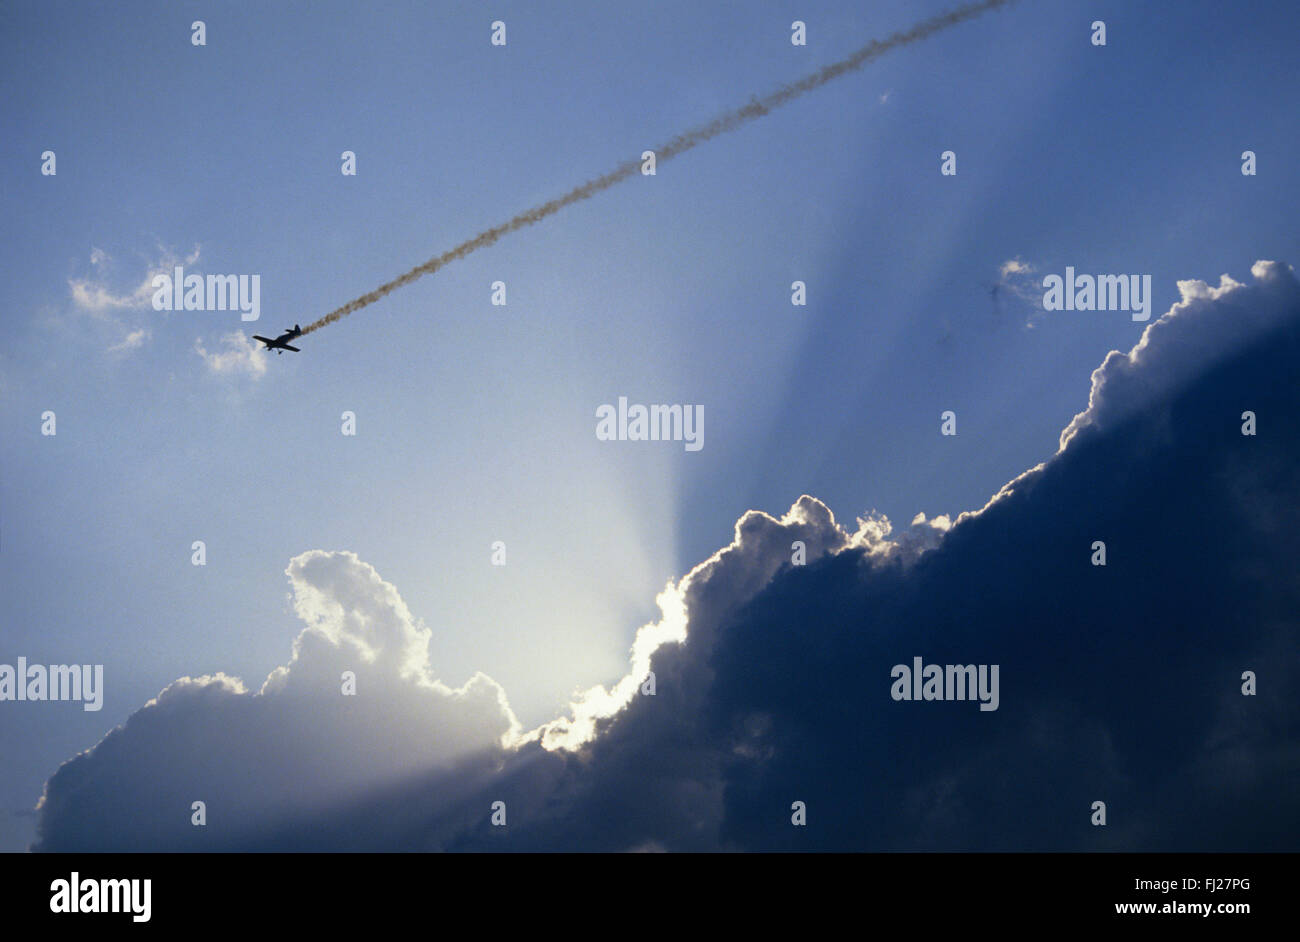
left=33, top=551, right=519, bottom=852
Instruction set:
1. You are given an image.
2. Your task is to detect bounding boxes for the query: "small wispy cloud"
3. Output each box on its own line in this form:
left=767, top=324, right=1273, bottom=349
left=68, top=278, right=151, bottom=315
left=69, top=245, right=200, bottom=316
left=993, top=256, right=1042, bottom=323
left=195, top=331, right=266, bottom=378
left=66, top=244, right=200, bottom=353
left=107, top=328, right=150, bottom=354
left=999, top=257, right=1034, bottom=280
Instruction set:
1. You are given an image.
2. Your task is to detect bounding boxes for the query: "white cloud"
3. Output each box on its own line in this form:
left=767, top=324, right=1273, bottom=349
left=34, top=550, right=522, bottom=849
left=69, top=244, right=199, bottom=316
left=533, top=495, right=944, bottom=750
left=65, top=244, right=201, bottom=354
left=68, top=279, right=152, bottom=315
left=991, top=257, right=1042, bottom=315
left=107, top=328, right=150, bottom=354
left=195, top=331, right=266, bottom=377
left=998, top=257, right=1033, bottom=279
left=1059, top=260, right=1298, bottom=450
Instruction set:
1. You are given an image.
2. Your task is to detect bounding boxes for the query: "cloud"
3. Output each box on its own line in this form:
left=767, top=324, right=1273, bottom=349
left=33, top=261, right=1300, bottom=851
left=65, top=244, right=200, bottom=353
left=195, top=331, right=266, bottom=378
left=468, top=259, right=1298, bottom=852
left=68, top=278, right=152, bottom=315
left=991, top=256, right=1042, bottom=315
left=32, top=551, right=521, bottom=851
left=1058, top=260, right=1295, bottom=450
left=69, top=245, right=199, bottom=315
left=998, top=257, right=1033, bottom=279
left=533, top=496, right=920, bottom=751
left=107, top=328, right=149, bottom=354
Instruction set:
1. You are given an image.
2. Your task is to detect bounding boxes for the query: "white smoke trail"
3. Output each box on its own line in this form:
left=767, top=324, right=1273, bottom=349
left=303, top=0, right=1013, bottom=336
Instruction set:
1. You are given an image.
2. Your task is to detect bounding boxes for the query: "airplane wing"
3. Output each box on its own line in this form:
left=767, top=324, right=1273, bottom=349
left=281, top=344, right=300, bottom=352
left=252, top=336, right=273, bottom=344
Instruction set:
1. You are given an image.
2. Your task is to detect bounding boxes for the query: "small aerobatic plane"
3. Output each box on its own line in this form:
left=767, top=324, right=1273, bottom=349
left=253, top=324, right=303, bottom=354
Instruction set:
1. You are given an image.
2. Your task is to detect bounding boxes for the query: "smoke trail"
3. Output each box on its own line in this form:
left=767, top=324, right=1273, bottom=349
left=302, top=0, right=1011, bottom=336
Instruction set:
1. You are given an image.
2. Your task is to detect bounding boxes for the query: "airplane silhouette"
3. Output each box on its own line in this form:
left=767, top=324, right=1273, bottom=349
left=252, top=325, right=302, bottom=354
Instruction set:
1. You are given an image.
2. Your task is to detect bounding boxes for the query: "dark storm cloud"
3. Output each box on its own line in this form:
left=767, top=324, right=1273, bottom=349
left=463, top=262, right=1299, bottom=852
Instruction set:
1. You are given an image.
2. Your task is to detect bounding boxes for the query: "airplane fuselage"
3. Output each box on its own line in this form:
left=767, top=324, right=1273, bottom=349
left=252, top=325, right=303, bottom=354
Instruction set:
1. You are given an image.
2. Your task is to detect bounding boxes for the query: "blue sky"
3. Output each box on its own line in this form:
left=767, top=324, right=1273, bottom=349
left=2, top=0, right=1298, bottom=851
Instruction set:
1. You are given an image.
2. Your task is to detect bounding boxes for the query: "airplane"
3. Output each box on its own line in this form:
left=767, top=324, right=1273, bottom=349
left=253, top=324, right=302, bottom=354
